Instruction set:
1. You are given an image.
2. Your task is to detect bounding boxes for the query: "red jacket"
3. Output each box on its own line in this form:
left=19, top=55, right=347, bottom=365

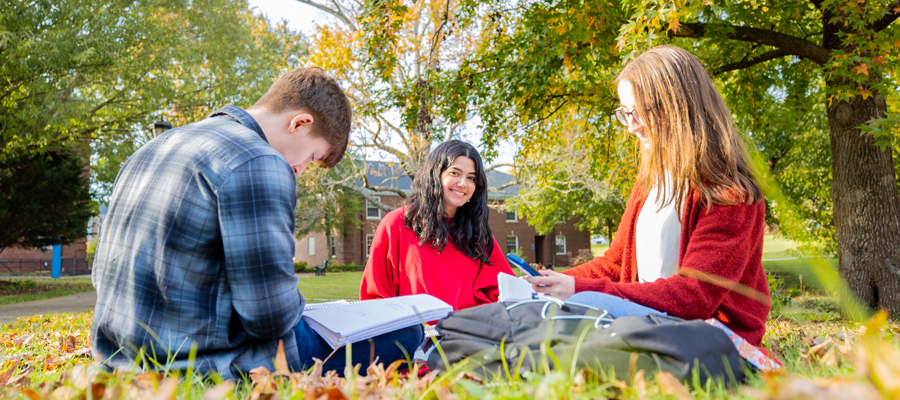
left=360, top=207, right=515, bottom=311
left=562, top=184, right=771, bottom=346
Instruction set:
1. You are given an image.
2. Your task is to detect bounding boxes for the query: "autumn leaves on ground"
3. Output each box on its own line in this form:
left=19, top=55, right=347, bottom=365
left=2, top=307, right=900, bottom=399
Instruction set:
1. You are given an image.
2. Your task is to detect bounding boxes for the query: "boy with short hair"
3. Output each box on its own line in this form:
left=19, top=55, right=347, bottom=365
left=91, top=67, right=422, bottom=379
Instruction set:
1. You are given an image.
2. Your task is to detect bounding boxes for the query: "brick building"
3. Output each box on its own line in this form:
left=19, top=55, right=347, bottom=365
left=294, top=161, right=591, bottom=268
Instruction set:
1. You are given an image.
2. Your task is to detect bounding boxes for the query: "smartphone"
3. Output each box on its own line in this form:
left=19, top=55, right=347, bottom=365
left=507, top=254, right=540, bottom=277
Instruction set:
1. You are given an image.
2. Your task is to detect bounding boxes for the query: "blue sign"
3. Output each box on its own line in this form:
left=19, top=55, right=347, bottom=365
left=51, top=245, right=62, bottom=278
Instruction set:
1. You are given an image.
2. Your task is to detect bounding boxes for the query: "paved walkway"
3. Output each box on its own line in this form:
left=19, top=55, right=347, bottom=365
left=0, top=291, right=97, bottom=325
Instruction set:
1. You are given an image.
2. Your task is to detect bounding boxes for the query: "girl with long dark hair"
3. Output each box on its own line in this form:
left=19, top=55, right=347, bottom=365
left=360, top=140, right=514, bottom=310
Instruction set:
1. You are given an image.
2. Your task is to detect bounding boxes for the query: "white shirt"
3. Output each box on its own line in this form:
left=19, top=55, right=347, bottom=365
left=635, top=184, right=682, bottom=282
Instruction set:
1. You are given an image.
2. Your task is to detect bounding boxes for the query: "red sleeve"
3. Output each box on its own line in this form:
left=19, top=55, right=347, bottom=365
left=561, top=185, right=643, bottom=282
left=473, top=237, right=516, bottom=303
left=569, top=200, right=766, bottom=322
left=359, top=212, right=401, bottom=300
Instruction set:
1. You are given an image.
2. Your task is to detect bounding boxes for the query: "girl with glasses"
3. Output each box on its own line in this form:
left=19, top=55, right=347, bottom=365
left=526, top=45, right=772, bottom=348
left=360, top=140, right=514, bottom=311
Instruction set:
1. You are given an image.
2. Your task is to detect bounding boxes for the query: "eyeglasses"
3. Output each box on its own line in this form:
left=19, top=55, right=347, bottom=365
left=614, top=107, right=645, bottom=126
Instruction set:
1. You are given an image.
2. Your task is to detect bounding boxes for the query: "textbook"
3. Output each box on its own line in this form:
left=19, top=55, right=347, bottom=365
left=497, top=272, right=545, bottom=302
left=301, top=294, right=453, bottom=349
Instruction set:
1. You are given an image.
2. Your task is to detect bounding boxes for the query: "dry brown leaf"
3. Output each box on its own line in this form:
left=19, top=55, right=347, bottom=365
left=14, top=335, right=34, bottom=347
left=747, top=377, right=880, bottom=400
left=249, top=392, right=280, bottom=400
left=61, top=335, right=78, bottom=353
left=274, top=340, right=290, bottom=376
left=128, top=371, right=166, bottom=398
left=0, top=360, right=20, bottom=386
left=18, top=387, right=41, bottom=400
left=656, top=372, right=692, bottom=400
left=52, top=386, right=80, bottom=400
left=633, top=369, right=648, bottom=400
left=7, top=366, right=34, bottom=388
left=249, top=366, right=275, bottom=393
left=202, top=380, right=236, bottom=400
left=452, top=371, right=483, bottom=384
left=312, top=387, right=348, bottom=400
left=856, top=311, right=900, bottom=398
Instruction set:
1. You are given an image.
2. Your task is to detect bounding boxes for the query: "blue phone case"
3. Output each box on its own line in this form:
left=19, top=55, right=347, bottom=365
left=507, top=254, right=540, bottom=276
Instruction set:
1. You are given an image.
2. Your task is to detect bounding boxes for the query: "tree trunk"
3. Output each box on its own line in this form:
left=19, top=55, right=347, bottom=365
left=827, top=82, right=900, bottom=317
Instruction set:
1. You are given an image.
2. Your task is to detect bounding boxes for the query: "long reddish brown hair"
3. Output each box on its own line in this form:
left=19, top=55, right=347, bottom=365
left=615, top=45, right=762, bottom=210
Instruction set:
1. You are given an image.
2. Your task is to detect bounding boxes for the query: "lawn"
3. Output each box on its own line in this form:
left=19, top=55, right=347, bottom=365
left=297, top=272, right=363, bottom=303
left=0, top=277, right=94, bottom=305
left=2, top=302, right=898, bottom=399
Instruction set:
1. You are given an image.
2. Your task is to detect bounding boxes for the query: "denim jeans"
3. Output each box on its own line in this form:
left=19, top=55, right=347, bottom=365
left=566, top=291, right=666, bottom=318
left=293, top=319, right=424, bottom=373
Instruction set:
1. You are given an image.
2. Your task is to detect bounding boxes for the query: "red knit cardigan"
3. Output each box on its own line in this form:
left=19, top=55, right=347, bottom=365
left=562, top=184, right=771, bottom=346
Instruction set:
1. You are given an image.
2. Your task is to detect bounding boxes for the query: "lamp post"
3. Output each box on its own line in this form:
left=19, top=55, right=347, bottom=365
left=149, top=120, right=173, bottom=137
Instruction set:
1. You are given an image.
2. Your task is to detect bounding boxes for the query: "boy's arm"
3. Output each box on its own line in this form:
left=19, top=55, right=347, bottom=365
left=219, top=155, right=302, bottom=341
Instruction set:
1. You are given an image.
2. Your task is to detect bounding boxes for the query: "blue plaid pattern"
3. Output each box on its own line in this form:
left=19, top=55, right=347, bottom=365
left=91, top=106, right=306, bottom=379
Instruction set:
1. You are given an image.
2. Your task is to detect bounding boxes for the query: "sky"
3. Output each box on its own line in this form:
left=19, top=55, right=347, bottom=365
left=246, top=0, right=518, bottom=167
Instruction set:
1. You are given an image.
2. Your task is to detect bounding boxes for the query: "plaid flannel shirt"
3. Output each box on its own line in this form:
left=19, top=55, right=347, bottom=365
left=91, top=106, right=305, bottom=379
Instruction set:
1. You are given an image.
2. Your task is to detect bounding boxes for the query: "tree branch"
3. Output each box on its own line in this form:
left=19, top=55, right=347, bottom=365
left=672, top=23, right=831, bottom=65
left=714, top=49, right=791, bottom=75
left=294, top=0, right=358, bottom=30
left=871, top=4, right=900, bottom=32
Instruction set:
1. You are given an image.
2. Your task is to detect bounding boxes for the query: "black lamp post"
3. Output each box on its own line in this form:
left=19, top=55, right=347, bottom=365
left=150, top=120, right=173, bottom=137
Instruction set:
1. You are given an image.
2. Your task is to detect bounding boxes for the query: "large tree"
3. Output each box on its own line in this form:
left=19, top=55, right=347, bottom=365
left=435, top=1, right=900, bottom=314
left=0, top=150, right=94, bottom=255
left=291, top=0, right=524, bottom=221
left=1, top=0, right=306, bottom=201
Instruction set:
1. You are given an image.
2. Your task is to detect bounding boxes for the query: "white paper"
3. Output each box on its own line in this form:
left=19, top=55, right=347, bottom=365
left=301, top=294, right=452, bottom=349
left=497, top=272, right=539, bottom=302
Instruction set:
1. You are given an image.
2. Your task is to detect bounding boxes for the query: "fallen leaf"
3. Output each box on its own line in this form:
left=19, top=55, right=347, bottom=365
left=312, top=387, right=348, bottom=400
left=856, top=311, right=900, bottom=398
left=0, top=360, right=19, bottom=386
left=747, top=377, right=880, bottom=400
left=202, top=380, right=236, bottom=400
left=657, top=372, right=692, bottom=400
left=633, top=369, right=648, bottom=399
left=274, top=340, right=290, bottom=376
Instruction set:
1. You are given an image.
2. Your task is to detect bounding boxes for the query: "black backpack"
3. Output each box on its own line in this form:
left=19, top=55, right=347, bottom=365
left=427, top=298, right=747, bottom=384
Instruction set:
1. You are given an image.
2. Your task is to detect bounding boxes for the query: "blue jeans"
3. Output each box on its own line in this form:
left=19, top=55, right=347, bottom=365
left=566, top=292, right=666, bottom=318
left=294, top=320, right=424, bottom=374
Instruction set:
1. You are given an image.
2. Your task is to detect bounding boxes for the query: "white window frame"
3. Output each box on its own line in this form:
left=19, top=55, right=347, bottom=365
left=366, top=234, right=375, bottom=257
left=506, top=235, right=519, bottom=254
left=555, top=235, right=567, bottom=255
left=308, top=237, right=316, bottom=256
left=366, top=199, right=381, bottom=220
left=506, top=206, right=518, bottom=222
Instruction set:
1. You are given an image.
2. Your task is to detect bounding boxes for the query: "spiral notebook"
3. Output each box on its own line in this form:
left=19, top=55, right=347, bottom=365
left=301, top=294, right=452, bottom=349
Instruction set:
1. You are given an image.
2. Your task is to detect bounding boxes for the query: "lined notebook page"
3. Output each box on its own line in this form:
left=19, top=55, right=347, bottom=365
left=301, top=294, right=452, bottom=349
left=497, top=272, right=538, bottom=302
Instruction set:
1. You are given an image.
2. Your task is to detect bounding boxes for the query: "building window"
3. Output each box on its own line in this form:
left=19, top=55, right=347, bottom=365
left=506, top=206, right=518, bottom=222
left=328, top=235, right=336, bottom=258
left=366, top=199, right=381, bottom=219
left=555, top=236, right=567, bottom=255
left=366, top=234, right=375, bottom=256
left=308, top=237, right=315, bottom=256
left=506, top=235, right=518, bottom=254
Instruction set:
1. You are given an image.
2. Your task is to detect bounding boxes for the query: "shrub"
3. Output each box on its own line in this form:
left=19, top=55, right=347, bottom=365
left=294, top=261, right=309, bottom=273
left=331, top=263, right=363, bottom=272
left=570, top=248, right=594, bottom=266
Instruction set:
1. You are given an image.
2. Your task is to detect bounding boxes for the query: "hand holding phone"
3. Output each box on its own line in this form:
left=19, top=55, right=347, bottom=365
left=507, top=254, right=540, bottom=277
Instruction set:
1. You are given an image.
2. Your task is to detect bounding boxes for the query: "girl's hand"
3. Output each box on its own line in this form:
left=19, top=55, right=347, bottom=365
left=524, top=270, right=576, bottom=300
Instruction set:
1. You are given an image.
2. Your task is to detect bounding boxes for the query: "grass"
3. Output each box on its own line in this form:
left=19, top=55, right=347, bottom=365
left=0, top=277, right=94, bottom=305
left=5, top=236, right=896, bottom=398
left=297, top=272, right=364, bottom=303
left=2, top=302, right=898, bottom=399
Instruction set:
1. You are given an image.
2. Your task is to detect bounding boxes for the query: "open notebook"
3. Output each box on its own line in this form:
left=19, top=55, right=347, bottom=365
left=301, top=294, right=452, bottom=349
left=497, top=272, right=546, bottom=302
